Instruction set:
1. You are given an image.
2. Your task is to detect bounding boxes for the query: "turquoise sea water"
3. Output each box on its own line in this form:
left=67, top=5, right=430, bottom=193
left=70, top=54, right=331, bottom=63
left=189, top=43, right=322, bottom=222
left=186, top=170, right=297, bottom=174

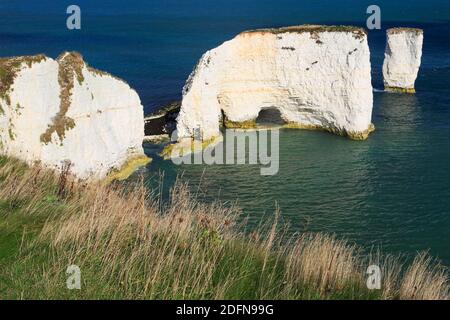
left=1, top=1, right=449, bottom=264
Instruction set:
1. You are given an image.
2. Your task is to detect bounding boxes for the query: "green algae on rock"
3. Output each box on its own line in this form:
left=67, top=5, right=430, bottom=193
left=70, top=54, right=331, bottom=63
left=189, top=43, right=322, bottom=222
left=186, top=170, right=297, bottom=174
left=283, top=122, right=375, bottom=141
left=160, top=136, right=223, bottom=160
left=384, top=86, right=416, bottom=94
left=223, top=118, right=257, bottom=129
left=105, top=155, right=151, bottom=183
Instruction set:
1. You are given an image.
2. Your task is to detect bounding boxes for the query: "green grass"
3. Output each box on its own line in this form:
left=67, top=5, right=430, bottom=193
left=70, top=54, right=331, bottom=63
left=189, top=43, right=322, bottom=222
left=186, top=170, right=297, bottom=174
left=0, top=156, right=448, bottom=300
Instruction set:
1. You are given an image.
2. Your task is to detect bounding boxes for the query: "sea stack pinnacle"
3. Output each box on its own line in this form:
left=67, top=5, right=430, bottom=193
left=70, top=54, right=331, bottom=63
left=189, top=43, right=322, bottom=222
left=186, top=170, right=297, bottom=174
left=383, top=28, right=423, bottom=93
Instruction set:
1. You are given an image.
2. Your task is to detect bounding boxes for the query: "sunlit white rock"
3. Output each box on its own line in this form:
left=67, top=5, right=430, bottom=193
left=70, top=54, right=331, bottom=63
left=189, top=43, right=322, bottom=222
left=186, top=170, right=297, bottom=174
left=175, top=25, right=374, bottom=142
left=0, top=52, right=148, bottom=180
left=383, top=28, right=423, bottom=93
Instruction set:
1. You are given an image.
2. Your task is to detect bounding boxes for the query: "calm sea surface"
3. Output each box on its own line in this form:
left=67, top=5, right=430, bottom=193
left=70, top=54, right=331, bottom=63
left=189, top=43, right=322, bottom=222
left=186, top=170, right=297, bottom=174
left=1, top=1, right=449, bottom=264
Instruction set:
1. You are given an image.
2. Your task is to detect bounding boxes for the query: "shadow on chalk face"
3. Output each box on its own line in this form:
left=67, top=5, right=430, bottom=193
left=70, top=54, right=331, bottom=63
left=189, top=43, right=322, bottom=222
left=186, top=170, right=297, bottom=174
left=256, top=107, right=286, bottom=126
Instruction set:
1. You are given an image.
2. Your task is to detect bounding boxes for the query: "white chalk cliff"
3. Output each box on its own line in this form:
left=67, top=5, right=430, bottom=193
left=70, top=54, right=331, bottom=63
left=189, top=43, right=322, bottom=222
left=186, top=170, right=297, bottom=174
left=383, top=28, right=423, bottom=93
left=0, top=52, right=149, bottom=180
left=175, top=25, right=374, bottom=143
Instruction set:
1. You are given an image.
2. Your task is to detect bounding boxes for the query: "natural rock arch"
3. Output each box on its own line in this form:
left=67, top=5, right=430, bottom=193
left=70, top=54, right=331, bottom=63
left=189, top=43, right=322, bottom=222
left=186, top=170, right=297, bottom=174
left=255, top=107, right=286, bottom=126
left=175, top=25, right=374, bottom=141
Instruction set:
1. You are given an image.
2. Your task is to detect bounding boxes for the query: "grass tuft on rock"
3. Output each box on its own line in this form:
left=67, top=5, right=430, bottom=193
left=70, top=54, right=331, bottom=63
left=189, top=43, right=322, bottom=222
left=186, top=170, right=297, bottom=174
left=387, top=28, right=423, bottom=35
left=0, top=55, right=47, bottom=114
left=40, top=52, right=85, bottom=144
left=241, top=25, right=367, bottom=40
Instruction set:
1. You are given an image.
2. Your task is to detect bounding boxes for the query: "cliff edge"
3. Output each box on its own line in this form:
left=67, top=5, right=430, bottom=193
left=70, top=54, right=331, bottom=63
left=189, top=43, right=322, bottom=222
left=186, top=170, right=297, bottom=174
left=0, top=52, right=149, bottom=180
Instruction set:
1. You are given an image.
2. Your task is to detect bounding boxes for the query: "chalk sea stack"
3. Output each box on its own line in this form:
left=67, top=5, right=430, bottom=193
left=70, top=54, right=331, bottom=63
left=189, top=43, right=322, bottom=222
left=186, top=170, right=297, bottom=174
left=0, top=52, right=149, bottom=180
left=383, top=28, right=423, bottom=93
left=174, top=25, right=374, bottom=146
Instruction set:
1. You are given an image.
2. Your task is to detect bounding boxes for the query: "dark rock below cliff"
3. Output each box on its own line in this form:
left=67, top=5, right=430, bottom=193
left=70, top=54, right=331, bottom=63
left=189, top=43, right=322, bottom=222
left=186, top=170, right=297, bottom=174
left=144, top=101, right=180, bottom=136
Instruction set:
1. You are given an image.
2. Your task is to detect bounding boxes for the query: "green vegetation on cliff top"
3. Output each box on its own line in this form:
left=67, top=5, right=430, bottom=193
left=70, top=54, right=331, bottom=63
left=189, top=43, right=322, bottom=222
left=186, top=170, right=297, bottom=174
left=241, top=25, right=367, bottom=39
left=0, top=155, right=448, bottom=300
